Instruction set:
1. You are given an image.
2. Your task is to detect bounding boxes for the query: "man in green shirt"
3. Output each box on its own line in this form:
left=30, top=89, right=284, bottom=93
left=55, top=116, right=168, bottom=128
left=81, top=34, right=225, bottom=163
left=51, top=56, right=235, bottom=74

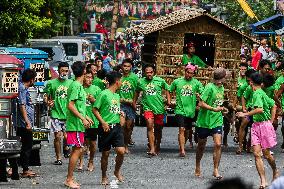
left=237, top=63, right=248, bottom=99
left=195, top=68, right=226, bottom=180
left=182, top=42, right=207, bottom=68
left=170, top=64, right=203, bottom=157
left=135, top=64, right=171, bottom=156
left=86, top=63, right=106, bottom=90
left=93, top=71, right=125, bottom=185
left=237, top=72, right=278, bottom=189
left=236, top=69, right=256, bottom=154
left=83, top=71, right=101, bottom=172
left=44, top=62, right=73, bottom=165
left=118, top=59, right=138, bottom=154
left=64, top=61, right=93, bottom=189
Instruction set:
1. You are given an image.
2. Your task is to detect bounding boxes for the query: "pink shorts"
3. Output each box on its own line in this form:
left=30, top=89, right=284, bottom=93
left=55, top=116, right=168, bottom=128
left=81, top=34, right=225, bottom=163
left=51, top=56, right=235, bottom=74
left=144, top=111, right=164, bottom=126
left=66, top=132, right=85, bottom=148
left=251, top=121, right=277, bottom=149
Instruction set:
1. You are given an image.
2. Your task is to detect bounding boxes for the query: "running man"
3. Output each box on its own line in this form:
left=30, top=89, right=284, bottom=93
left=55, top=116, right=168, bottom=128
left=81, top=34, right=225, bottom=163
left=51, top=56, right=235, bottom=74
left=194, top=68, right=227, bottom=180
left=83, top=70, right=102, bottom=171
left=93, top=71, right=125, bottom=185
left=135, top=64, right=171, bottom=156
left=44, top=62, right=73, bottom=165
left=170, top=64, right=203, bottom=157
left=237, top=72, right=279, bottom=188
left=64, top=61, right=93, bottom=189
left=118, top=58, right=138, bottom=154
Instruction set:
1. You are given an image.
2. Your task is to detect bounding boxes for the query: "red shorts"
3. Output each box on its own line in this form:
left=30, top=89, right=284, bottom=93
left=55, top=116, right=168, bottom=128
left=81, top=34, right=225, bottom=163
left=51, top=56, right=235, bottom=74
left=66, top=131, right=85, bottom=148
left=144, top=111, right=164, bottom=126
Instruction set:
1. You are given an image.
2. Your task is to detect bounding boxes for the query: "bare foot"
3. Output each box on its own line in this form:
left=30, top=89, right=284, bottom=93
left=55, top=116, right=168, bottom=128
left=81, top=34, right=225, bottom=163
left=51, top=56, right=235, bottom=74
left=125, top=147, right=130, bottom=154
left=101, top=177, right=109, bottom=185
left=114, top=171, right=124, bottom=182
left=64, top=180, right=80, bottom=189
left=87, top=162, right=94, bottom=172
left=195, top=167, right=201, bottom=177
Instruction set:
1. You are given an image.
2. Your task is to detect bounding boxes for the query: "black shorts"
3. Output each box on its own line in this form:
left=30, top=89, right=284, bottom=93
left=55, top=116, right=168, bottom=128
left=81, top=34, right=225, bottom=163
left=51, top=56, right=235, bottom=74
left=195, top=126, right=223, bottom=139
left=98, top=124, right=124, bottom=152
left=85, top=128, right=98, bottom=141
left=175, top=114, right=194, bottom=129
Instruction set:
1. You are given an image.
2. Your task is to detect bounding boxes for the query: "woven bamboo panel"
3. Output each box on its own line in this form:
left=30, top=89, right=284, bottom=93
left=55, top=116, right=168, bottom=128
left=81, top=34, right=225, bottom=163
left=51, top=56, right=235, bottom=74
left=156, top=44, right=183, bottom=55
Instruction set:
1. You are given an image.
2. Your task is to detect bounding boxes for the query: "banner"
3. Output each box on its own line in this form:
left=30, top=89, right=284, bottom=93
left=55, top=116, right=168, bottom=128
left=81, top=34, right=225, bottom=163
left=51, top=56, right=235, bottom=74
left=236, top=0, right=256, bottom=19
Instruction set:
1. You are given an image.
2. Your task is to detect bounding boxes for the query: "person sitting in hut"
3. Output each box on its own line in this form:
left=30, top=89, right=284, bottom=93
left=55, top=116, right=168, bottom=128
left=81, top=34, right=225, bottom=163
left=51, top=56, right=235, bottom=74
left=182, top=42, right=207, bottom=68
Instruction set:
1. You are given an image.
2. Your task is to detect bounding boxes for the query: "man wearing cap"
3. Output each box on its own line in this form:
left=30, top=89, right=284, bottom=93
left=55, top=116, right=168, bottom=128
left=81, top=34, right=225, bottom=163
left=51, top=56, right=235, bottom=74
left=182, top=42, right=207, bottom=68
left=195, top=68, right=227, bottom=180
left=170, top=64, right=203, bottom=157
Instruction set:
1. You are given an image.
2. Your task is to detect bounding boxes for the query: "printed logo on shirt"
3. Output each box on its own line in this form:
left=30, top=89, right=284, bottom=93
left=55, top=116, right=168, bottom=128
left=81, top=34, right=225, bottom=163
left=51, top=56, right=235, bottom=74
left=110, top=99, right=120, bottom=114
left=181, top=85, right=193, bottom=96
left=145, top=83, right=157, bottom=95
left=120, top=81, right=132, bottom=94
left=56, top=85, right=68, bottom=99
left=214, top=93, right=224, bottom=106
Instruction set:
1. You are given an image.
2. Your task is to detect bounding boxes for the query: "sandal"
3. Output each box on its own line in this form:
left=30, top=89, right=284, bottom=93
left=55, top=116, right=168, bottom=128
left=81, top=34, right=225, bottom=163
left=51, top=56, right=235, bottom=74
left=213, top=175, right=223, bottom=180
left=259, top=186, right=265, bottom=189
left=147, top=152, right=157, bottom=157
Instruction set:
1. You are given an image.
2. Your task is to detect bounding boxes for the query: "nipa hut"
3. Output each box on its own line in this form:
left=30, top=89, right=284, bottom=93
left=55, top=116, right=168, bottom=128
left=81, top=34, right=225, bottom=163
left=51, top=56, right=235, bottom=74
left=127, top=8, right=254, bottom=104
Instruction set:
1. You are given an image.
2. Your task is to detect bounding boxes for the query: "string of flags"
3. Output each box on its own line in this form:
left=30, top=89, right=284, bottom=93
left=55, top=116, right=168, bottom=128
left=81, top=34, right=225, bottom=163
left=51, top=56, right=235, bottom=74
left=85, top=1, right=199, bottom=18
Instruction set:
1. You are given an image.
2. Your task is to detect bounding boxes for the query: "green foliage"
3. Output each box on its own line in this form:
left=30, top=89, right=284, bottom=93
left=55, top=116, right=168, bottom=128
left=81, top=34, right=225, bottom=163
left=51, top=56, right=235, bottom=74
left=203, top=0, right=276, bottom=32
left=0, top=0, right=52, bottom=45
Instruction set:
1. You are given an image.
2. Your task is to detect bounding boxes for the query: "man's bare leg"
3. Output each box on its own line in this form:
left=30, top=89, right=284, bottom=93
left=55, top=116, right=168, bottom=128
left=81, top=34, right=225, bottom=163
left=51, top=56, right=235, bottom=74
left=213, top=134, right=222, bottom=178
left=146, top=118, right=156, bottom=155
left=253, top=145, right=267, bottom=187
left=237, top=117, right=249, bottom=153
left=114, top=147, right=125, bottom=182
left=195, top=138, right=207, bottom=177
left=87, top=140, right=96, bottom=172
left=178, top=127, right=186, bottom=156
left=54, top=131, right=62, bottom=161
left=188, top=127, right=193, bottom=148
left=154, top=125, right=163, bottom=154
left=101, top=151, right=110, bottom=185
left=65, top=147, right=83, bottom=188
left=262, top=149, right=279, bottom=182
left=124, top=119, right=133, bottom=154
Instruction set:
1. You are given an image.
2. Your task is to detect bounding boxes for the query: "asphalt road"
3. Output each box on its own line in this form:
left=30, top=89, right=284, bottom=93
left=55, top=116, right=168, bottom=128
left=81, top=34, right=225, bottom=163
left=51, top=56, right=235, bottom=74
left=1, top=126, right=284, bottom=189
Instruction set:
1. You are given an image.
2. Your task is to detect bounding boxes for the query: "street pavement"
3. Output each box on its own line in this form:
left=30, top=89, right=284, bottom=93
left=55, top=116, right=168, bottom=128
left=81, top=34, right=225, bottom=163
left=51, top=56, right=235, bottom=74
left=1, top=126, right=284, bottom=189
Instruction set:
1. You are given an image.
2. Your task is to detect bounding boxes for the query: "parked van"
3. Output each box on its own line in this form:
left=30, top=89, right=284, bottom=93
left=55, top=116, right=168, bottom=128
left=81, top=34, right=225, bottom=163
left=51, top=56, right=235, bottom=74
left=51, top=36, right=90, bottom=62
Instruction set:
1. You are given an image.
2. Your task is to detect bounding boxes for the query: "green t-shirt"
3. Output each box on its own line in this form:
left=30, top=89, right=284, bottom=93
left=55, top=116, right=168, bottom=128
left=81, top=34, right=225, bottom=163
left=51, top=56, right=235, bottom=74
left=243, top=85, right=253, bottom=108
left=196, top=83, right=224, bottom=129
left=66, top=81, right=87, bottom=132
left=263, top=85, right=275, bottom=100
left=274, top=75, right=284, bottom=109
left=237, top=77, right=248, bottom=98
left=170, top=77, right=203, bottom=118
left=44, top=79, right=73, bottom=120
left=182, top=54, right=206, bottom=68
left=118, top=72, right=139, bottom=101
left=138, top=76, right=169, bottom=114
left=93, top=89, right=121, bottom=124
left=84, top=85, right=102, bottom=128
left=252, top=88, right=275, bottom=122
left=92, top=77, right=106, bottom=90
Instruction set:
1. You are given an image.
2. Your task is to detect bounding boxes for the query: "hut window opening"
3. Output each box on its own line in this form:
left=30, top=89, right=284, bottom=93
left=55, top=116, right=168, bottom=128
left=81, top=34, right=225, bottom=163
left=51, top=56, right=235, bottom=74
left=184, top=33, right=215, bottom=67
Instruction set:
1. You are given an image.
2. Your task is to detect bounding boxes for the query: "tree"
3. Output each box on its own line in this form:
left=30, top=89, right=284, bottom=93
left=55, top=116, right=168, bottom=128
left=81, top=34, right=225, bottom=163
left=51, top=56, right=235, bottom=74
left=201, top=0, right=275, bottom=32
left=0, top=0, right=51, bottom=45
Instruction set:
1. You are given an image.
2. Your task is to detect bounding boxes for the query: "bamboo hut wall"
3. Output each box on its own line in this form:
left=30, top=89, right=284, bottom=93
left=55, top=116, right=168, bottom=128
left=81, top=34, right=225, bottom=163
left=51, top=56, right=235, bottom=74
left=151, top=15, right=246, bottom=104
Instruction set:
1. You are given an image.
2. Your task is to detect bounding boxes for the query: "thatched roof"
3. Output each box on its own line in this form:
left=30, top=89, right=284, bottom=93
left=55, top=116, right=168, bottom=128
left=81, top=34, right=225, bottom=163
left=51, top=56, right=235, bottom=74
left=126, top=8, right=253, bottom=40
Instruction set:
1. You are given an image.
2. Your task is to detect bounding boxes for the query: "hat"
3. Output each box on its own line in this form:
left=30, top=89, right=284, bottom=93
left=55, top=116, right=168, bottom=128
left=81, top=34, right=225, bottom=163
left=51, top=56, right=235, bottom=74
left=213, top=68, right=226, bottom=81
left=185, top=63, right=197, bottom=71
left=187, top=42, right=195, bottom=48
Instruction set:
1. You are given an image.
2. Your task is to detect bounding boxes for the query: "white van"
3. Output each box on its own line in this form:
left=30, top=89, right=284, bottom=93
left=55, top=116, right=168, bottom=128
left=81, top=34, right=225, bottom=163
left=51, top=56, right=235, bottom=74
left=51, top=36, right=90, bottom=62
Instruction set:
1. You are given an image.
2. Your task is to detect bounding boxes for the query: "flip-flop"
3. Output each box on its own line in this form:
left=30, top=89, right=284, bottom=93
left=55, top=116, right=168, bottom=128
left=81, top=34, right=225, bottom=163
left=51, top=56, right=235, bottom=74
left=213, top=175, right=223, bottom=180
left=64, top=181, right=80, bottom=189
left=259, top=185, right=266, bottom=189
left=179, top=152, right=186, bottom=158
left=147, top=152, right=157, bottom=157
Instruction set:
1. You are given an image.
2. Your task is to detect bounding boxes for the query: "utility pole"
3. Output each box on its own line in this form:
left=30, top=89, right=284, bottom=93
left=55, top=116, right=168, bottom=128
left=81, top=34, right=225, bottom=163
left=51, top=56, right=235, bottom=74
left=110, top=0, right=119, bottom=56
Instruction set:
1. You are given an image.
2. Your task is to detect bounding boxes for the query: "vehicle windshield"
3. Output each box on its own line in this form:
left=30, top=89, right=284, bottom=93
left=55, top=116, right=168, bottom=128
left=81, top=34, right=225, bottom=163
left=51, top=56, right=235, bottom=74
left=62, top=43, right=78, bottom=56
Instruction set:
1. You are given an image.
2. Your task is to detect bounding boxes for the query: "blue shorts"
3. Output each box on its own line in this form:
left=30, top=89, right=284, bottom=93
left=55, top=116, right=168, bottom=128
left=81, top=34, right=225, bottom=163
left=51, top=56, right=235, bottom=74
left=195, top=126, right=223, bottom=139
left=121, top=103, right=136, bottom=120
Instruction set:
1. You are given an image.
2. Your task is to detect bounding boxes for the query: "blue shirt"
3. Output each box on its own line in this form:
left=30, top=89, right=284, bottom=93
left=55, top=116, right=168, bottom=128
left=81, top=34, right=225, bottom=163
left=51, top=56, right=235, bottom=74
left=17, top=83, right=34, bottom=128
left=103, top=57, right=112, bottom=73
